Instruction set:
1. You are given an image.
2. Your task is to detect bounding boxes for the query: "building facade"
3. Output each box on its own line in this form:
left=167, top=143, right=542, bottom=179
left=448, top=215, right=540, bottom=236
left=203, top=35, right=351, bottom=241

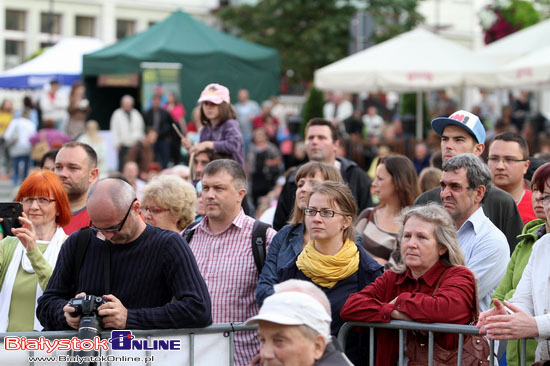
left=0, top=0, right=220, bottom=71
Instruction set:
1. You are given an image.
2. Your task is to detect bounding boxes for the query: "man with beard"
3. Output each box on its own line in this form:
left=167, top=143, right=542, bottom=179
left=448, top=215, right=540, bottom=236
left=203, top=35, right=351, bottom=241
left=54, top=141, right=99, bottom=234
left=440, top=153, right=509, bottom=311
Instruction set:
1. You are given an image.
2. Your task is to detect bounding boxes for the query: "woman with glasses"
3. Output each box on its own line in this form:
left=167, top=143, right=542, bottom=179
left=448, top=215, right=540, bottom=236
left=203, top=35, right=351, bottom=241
left=357, top=155, right=419, bottom=269
left=278, top=181, right=383, bottom=365
left=0, top=170, right=71, bottom=331
left=140, top=174, right=197, bottom=233
left=488, top=163, right=550, bottom=366
left=256, top=162, right=345, bottom=306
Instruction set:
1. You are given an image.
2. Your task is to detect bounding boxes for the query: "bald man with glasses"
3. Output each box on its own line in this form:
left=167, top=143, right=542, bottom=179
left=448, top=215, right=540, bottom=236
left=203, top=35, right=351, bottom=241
left=37, top=178, right=211, bottom=331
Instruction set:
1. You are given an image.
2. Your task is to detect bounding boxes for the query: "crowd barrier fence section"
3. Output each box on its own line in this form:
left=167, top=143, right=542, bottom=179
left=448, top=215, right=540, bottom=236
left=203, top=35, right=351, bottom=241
left=337, top=320, right=530, bottom=366
left=0, top=323, right=257, bottom=366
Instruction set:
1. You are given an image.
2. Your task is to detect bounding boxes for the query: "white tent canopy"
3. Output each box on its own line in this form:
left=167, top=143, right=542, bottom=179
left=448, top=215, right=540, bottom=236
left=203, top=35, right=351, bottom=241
left=479, top=19, right=550, bottom=65
left=0, top=37, right=104, bottom=89
left=498, top=45, right=550, bottom=88
left=314, top=28, right=499, bottom=93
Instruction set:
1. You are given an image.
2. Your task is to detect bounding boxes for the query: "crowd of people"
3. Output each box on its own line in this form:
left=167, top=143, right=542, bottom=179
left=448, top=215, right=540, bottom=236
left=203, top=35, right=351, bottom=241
left=0, top=81, right=550, bottom=366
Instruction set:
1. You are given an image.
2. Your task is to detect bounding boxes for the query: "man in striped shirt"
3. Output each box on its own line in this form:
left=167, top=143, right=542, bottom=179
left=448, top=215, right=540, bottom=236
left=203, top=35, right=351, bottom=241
left=187, top=159, right=276, bottom=366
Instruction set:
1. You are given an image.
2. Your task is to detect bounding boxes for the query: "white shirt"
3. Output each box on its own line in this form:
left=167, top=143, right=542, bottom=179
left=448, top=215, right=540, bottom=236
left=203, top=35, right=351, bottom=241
left=323, top=100, right=353, bottom=123
left=511, top=234, right=550, bottom=361
left=457, top=207, right=510, bottom=311
left=3, top=117, right=36, bottom=156
left=109, top=108, right=145, bottom=148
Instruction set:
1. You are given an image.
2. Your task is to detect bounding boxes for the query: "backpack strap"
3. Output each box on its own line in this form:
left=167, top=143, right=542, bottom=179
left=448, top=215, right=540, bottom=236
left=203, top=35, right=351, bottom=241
left=182, top=221, right=200, bottom=244
left=73, top=227, right=93, bottom=292
left=251, top=220, right=270, bottom=274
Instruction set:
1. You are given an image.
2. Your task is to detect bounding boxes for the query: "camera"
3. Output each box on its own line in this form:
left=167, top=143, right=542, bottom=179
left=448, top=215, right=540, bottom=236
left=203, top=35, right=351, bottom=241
left=69, top=295, right=108, bottom=317
left=68, top=295, right=108, bottom=366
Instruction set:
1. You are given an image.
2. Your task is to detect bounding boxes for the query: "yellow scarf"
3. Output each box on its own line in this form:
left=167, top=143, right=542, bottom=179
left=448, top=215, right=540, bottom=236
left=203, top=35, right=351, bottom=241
left=296, top=238, right=360, bottom=289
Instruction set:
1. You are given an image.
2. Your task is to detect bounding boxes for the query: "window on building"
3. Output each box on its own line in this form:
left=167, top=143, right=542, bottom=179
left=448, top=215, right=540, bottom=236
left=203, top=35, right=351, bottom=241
left=116, top=19, right=135, bottom=40
left=5, top=9, right=26, bottom=31
left=40, top=12, right=62, bottom=34
left=76, top=16, right=95, bottom=37
left=5, top=40, right=25, bottom=69
left=148, top=21, right=157, bottom=28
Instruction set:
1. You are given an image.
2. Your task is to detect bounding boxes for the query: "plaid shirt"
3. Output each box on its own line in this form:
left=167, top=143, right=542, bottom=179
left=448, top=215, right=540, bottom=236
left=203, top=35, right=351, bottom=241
left=188, top=210, right=276, bottom=366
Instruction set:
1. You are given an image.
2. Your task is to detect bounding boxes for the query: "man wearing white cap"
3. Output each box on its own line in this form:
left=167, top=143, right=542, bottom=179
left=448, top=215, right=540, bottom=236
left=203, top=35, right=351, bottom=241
left=415, top=110, right=523, bottom=252
left=246, top=279, right=352, bottom=366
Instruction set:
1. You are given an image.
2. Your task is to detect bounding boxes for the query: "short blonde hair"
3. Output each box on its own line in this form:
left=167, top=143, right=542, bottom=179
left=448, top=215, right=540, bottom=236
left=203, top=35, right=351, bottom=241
left=141, top=175, right=197, bottom=231
left=393, top=203, right=465, bottom=274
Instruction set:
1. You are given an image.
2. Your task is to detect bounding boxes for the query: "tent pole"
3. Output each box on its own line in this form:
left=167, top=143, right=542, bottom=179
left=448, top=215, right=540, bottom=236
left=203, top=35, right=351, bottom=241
left=416, top=91, right=423, bottom=140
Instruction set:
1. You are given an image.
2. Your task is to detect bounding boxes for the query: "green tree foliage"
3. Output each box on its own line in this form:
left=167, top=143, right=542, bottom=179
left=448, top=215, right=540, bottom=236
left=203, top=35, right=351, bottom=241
left=364, top=0, right=425, bottom=43
left=301, top=87, right=324, bottom=136
left=218, top=0, right=356, bottom=82
left=218, top=0, right=423, bottom=82
left=502, top=1, right=540, bottom=29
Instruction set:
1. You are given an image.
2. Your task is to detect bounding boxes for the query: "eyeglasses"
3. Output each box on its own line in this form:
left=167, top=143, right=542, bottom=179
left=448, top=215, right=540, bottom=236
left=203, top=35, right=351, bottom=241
left=140, top=206, right=168, bottom=215
left=487, top=157, right=527, bottom=165
left=21, top=197, right=56, bottom=207
left=91, top=198, right=137, bottom=233
left=440, top=182, right=474, bottom=193
left=304, top=208, right=346, bottom=218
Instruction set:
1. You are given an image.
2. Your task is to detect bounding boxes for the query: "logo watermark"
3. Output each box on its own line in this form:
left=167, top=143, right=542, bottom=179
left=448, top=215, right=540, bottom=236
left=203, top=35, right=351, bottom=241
left=28, top=355, right=154, bottom=364
left=109, top=330, right=181, bottom=351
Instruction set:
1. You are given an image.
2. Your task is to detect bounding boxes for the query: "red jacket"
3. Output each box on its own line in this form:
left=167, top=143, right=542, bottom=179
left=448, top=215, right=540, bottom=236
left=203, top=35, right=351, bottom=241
left=340, top=261, right=476, bottom=366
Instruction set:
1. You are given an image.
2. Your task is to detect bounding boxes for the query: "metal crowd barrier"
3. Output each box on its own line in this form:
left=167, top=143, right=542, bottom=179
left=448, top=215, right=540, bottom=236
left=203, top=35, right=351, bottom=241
left=337, top=320, right=529, bottom=366
left=0, top=323, right=258, bottom=366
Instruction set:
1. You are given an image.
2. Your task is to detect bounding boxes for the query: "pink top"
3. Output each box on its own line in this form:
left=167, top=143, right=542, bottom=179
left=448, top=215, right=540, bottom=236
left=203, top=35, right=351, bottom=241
left=166, top=103, right=185, bottom=123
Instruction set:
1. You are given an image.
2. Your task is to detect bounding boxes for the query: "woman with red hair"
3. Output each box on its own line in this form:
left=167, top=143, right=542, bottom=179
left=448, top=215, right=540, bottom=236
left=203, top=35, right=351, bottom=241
left=0, top=170, right=71, bottom=331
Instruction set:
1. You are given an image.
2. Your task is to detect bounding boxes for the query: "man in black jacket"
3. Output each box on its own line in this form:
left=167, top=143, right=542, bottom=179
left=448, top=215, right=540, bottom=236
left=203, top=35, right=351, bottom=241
left=273, top=118, right=372, bottom=230
left=143, top=94, right=177, bottom=168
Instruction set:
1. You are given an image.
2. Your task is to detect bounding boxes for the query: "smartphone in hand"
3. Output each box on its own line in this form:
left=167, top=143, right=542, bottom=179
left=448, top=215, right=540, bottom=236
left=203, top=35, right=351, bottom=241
left=0, top=202, right=23, bottom=229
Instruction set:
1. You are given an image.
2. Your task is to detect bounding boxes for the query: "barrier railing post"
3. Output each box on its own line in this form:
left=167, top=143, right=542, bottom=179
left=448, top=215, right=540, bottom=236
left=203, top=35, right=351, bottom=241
left=146, top=336, right=152, bottom=366
left=229, top=328, right=235, bottom=366
left=457, top=333, right=464, bottom=366
left=398, top=329, right=404, bottom=366
left=336, top=322, right=353, bottom=350
left=428, top=331, right=434, bottom=366
left=189, top=333, right=195, bottom=366
left=369, top=327, right=374, bottom=366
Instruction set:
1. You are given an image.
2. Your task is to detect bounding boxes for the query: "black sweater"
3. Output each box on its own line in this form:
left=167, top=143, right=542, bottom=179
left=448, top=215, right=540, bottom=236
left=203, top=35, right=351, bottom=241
left=37, top=224, right=212, bottom=330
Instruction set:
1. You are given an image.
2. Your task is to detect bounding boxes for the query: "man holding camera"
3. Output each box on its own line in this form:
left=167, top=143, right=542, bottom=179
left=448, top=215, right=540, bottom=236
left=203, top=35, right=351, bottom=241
left=37, top=178, right=212, bottom=330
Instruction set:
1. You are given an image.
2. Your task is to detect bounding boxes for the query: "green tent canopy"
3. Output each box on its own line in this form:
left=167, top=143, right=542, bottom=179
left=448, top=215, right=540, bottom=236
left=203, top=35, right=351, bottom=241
left=83, top=10, right=280, bottom=128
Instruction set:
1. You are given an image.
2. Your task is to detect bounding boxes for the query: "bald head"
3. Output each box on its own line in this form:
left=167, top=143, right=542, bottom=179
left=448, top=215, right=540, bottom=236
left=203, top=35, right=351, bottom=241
left=87, top=178, right=135, bottom=212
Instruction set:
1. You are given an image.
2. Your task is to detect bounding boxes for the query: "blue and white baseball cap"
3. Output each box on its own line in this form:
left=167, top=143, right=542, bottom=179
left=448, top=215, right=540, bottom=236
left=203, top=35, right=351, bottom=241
left=431, top=110, right=486, bottom=144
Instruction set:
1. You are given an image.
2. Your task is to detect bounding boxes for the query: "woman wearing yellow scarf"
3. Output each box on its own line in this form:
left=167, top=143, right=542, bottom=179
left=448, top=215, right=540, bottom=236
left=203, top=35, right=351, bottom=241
left=278, top=181, right=383, bottom=365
